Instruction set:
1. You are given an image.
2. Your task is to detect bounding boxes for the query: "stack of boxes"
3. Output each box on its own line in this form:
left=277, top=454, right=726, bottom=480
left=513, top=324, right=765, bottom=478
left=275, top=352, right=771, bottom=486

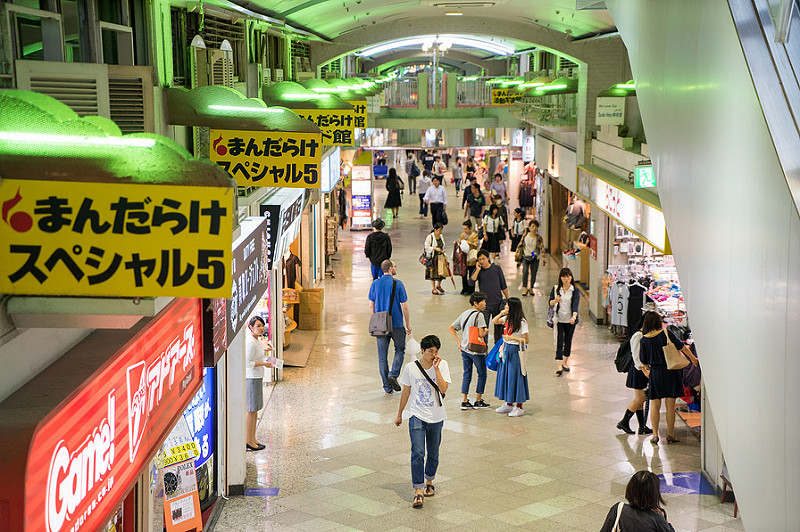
left=299, top=288, right=324, bottom=330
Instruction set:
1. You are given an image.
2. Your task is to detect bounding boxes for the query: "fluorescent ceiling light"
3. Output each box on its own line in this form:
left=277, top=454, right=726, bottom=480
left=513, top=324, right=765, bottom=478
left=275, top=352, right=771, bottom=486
left=445, top=11, right=462, bottom=16
left=615, top=83, right=635, bottom=89
left=535, top=83, right=568, bottom=92
left=209, top=105, right=283, bottom=113
left=356, top=35, right=514, bottom=57
left=311, top=87, right=348, bottom=93
left=0, top=132, right=156, bottom=147
left=283, top=93, right=331, bottom=100
left=520, top=82, right=545, bottom=88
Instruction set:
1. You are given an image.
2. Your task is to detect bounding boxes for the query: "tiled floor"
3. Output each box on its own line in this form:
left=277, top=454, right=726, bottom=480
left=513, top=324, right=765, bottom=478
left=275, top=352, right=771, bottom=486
left=214, top=186, right=743, bottom=531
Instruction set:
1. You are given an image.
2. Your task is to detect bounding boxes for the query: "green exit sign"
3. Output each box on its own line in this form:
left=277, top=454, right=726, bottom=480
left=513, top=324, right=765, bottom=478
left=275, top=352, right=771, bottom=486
left=634, top=165, right=655, bottom=188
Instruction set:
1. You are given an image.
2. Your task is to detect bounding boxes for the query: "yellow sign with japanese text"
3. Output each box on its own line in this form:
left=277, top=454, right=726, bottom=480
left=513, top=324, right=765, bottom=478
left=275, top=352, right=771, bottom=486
left=287, top=109, right=356, bottom=146
left=491, top=88, right=524, bottom=106
left=209, top=129, right=322, bottom=189
left=346, top=100, right=369, bottom=129
left=0, top=179, right=233, bottom=297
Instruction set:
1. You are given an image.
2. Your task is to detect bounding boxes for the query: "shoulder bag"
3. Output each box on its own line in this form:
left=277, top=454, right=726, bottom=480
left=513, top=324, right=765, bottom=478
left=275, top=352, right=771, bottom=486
left=615, top=339, right=633, bottom=373
left=465, top=310, right=488, bottom=354
left=485, top=339, right=503, bottom=371
left=419, top=234, right=433, bottom=267
left=441, top=210, right=449, bottom=225
left=546, top=285, right=559, bottom=328
left=414, top=360, right=444, bottom=406
left=368, top=279, right=396, bottom=337
left=612, top=502, right=624, bottom=531
left=663, top=330, right=690, bottom=370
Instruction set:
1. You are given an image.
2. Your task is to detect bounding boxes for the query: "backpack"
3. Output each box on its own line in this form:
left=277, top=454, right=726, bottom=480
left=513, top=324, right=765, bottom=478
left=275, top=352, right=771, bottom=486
left=614, top=339, right=633, bottom=373
left=409, top=162, right=420, bottom=178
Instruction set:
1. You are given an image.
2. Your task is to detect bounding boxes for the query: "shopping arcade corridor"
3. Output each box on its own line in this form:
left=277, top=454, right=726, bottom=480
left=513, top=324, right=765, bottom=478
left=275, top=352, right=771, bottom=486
left=214, top=185, right=742, bottom=531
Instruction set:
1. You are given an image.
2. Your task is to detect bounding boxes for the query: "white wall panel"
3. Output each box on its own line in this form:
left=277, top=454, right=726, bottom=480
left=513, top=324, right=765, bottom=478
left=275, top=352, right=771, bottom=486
left=606, top=1, right=800, bottom=529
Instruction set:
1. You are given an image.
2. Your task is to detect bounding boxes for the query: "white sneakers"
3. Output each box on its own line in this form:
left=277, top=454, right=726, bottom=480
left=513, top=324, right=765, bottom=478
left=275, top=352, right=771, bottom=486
left=508, top=406, right=524, bottom=417
left=495, top=403, right=513, bottom=413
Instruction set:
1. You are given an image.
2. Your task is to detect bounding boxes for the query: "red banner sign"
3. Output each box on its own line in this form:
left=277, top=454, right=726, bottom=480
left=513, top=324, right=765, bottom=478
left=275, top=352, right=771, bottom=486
left=24, top=298, right=203, bottom=532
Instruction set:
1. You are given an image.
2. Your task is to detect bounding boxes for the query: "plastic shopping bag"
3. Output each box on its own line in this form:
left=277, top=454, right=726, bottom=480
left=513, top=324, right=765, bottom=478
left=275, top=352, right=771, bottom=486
left=406, top=333, right=421, bottom=359
left=486, top=339, right=503, bottom=371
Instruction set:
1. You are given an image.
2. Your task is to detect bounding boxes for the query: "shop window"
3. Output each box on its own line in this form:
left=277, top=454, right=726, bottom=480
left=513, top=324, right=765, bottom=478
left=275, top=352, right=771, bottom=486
left=60, top=0, right=90, bottom=62
left=97, top=0, right=124, bottom=25
left=8, top=5, right=63, bottom=61
left=100, top=24, right=133, bottom=65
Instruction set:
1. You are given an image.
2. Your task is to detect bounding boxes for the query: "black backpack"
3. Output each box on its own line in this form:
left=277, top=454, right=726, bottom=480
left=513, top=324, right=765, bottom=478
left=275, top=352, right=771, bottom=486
left=614, top=340, right=633, bottom=373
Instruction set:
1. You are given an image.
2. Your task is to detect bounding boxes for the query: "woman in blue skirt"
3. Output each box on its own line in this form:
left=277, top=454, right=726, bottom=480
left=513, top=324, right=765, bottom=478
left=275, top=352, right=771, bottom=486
left=492, top=297, right=530, bottom=417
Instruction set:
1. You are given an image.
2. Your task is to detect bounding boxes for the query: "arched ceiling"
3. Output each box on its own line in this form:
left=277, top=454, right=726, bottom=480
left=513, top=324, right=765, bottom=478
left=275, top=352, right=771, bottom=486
left=231, top=1, right=615, bottom=43
left=361, top=50, right=506, bottom=76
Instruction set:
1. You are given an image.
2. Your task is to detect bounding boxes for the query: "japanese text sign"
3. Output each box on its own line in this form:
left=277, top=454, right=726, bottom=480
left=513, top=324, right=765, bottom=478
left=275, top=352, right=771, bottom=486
left=259, top=189, right=305, bottom=270
left=491, top=88, right=523, bottom=106
left=210, top=129, right=322, bottom=189
left=26, top=298, right=203, bottom=532
left=227, top=217, right=268, bottom=339
left=0, top=179, right=233, bottom=298
left=346, top=100, right=369, bottom=129
left=288, top=109, right=356, bottom=146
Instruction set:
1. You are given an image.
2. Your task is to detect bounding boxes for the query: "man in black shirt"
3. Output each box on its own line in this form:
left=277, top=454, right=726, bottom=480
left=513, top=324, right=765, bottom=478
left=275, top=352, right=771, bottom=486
left=364, top=219, right=392, bottom=280
left=469, top=250, right=509, bottom=344
left=465, top=181, right=486, bottom=230
left=421, top=150, right=436, bottom=174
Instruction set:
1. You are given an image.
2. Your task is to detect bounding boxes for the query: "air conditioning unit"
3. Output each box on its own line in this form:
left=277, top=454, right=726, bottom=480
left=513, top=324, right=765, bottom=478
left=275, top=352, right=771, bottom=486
left=274, top=69, right=284, bottom=82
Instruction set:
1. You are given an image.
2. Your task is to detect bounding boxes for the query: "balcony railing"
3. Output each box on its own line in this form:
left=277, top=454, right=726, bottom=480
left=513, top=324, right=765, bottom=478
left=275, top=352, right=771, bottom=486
left=383, top=78, right=418, bottom=107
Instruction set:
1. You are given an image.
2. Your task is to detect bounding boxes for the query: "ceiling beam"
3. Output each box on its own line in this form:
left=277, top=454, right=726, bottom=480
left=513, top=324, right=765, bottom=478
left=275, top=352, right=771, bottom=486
left=360, top=50, right=505, bottom=76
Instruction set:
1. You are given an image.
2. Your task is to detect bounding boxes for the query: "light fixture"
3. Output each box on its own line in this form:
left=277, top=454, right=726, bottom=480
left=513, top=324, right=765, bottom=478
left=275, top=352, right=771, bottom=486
left=535, top=83, right=568, bottom=92
left=0, top=132, right=156, bottom=148
left=208, top=105, right=283, bottom=113
left=310, top=87, right=349, bottom=93
left=355, top=35, right=514, bottom=57
left=283, top=93, right=331, bottom=100
left=615, top=82, right=635, bottom=89
left=445, top=11, right=462, bottom=16
left=190, top=35, right=206, bottom=49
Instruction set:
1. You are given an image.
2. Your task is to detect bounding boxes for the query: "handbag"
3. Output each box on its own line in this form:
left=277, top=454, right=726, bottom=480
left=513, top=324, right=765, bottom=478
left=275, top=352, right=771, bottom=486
left=419, top=235, right=433, bottom=267
left=397, top=178, right=405, bottom=191
left=485, top=339, right=503, bottom=371
left=465, top=310, right=488, bottom=354
left=514, top=242, right=525, bottom=263
left=663, top=331, right=690, bottom=370
left=615, top=339, right=634, bottom=373
left=368, top=279, right=396, bottom=337
left=467, top=248, right=478, bottom=263
left=441, top=210, right=448, bottom=225
left=546, top=285, right=558, bottom=328
left=414, top=360, right=445, bottom=406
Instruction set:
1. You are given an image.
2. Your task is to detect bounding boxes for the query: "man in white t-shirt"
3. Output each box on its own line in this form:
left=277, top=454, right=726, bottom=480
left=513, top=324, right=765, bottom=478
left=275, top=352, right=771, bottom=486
left=448, top=292, right=491, bottom=410
left=394, top=335, right=451, bottom=509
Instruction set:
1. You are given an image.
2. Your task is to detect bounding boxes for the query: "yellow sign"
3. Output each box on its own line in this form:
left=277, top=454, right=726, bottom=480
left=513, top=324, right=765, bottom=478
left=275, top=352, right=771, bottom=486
left=346, top=100, right=369, bottom=129
left=288, top=109, right=356, bottom=146
left=0, top=179, right=233, bottom=297
left=491, top=88, right=523, bottom=106
left=169, top=442, right=201, bottom=458
left=209, top=129, right=322, bottom=189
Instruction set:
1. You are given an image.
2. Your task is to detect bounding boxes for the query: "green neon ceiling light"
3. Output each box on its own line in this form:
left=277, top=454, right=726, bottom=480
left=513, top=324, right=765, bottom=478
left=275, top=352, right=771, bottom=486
left=501, top=80, right=525, bottom=86
left=283, top=93, right=332, bottom=100
left=0, top=132, right=156, bottom=148
left=311, top=87, right=349, bottom=93
left=208, top=105, right=284, bottom=113
left=485, top=78, right=510, bottom=85
left=615, top=82, right=635, bottom=89
left=520, top=82, right=545, bottom=88
left=535, top=83, right=568, bottom=92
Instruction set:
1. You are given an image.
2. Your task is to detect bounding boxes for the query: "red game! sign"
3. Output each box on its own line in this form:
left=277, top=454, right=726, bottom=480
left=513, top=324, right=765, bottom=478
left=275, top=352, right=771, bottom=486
left=24, top=298, right=203, bottom=532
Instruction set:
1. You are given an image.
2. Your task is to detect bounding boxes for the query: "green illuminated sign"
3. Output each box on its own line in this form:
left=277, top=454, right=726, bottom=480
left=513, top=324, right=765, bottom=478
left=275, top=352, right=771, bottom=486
left=634, top=165, right=655, bottom=188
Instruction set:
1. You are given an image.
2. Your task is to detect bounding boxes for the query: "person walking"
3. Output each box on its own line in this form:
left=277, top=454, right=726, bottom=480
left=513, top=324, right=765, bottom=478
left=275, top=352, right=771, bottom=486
left=549, top=267, right=580, bottom=376
left=469, top=250, right=509, bottom=344
left=368, top=260, right=412, bottom=395
left=448, top=292, right=491, bottom=410
left=465, top=156, right=476, bottom=181
left=245, top=316, right=274, bottom=451
left=600, top=470, right=675, bottom=531
left=452, top=156, right=464, bottom=193
left=456, top=220, right=479, bottom=295
left=638, top=311, right=699, bottom=445
left=481, top=204, right=504, bottom=261
left=364, top=218, right=392, bottom=280
left=421, top=149, right=435, bottom=174
left=405, top=153, right=419, bottom=194
left=384, top=168, right=403, bottom=218
left=520, top=220, right=544, bottom=296
left=490, top=173, right=508, bottom=204
left=616, top=318, right=653, bottom=435
left=423, top=177, right=448, bottom=227
left=492, top=298, right=530, bottom=417
left=432, top=156, right=447, bottom=187
left=465, top=181, right=486, bottom=230
left=417, top=170, right=432, bottom=217
left=424, top=224, right=447, bottom=295
left=394, top=334, right=451, bottom=509
left=509, top=208, right=526, bottom=253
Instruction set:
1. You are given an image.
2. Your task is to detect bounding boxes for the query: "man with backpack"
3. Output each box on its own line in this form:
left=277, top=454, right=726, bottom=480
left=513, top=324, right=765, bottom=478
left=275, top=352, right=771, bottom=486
left=448, top=292, right=491, bottom=410
left=406, top=153, right=419, bottom=194
left=364, top=218, right=392, bottom=280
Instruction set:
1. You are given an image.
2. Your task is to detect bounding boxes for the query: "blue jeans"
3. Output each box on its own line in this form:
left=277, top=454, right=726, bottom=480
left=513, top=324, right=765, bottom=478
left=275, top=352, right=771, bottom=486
left=408, top=416, right=443, bottom=489
left=371, top=264, right=383, bottom=280
left=461, top=351, right=487, bottom=395
left=377, top=327, right=406, bottom=392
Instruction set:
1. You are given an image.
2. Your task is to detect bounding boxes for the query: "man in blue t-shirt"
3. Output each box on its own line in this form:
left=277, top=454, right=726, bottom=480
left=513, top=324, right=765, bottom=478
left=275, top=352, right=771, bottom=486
left=368, top=260, right=412, bottom=394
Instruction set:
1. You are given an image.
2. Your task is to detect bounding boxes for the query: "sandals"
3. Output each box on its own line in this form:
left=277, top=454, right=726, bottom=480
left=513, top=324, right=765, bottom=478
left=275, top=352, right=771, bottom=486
left=666, top=435, right=680, bottom=444
left=436, top=286, right=445, bottom=293
left=412, top=493, right=424, bottom=508
left=424, top=484, right=435, bottom=497
left=431, top=290, right=440, bottom=295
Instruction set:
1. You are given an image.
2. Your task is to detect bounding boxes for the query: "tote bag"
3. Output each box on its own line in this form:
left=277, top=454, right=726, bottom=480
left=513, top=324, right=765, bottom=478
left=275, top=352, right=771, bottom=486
left=663, top=331, right=690, bottom=370
left=465, top=311, right=488, bottom=354
left=546, top=285, right=558, bottom=328
left=485, top=339, right=503, bottom=371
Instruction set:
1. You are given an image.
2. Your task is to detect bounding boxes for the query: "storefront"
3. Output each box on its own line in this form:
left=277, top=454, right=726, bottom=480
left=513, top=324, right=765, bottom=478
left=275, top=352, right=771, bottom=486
left=0, top=298, right=205, bottom=532
left=536, top=135, right=578, bottom=256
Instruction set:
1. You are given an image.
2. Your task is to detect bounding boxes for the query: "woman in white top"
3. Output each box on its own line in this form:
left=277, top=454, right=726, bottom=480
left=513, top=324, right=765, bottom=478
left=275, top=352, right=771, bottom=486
left=509, top=208, right=527, bottom=254
left=452, top=156, right=464, bottom=193
left=616, top=319, right=653, bottom=435
left=549, top=268, right=580, bottom=376
left=481, top=204, right=505, bottom=260
left=417, top=171, right=433, bottom=216
left=245, top=316, right=274, bottom=451
left=521, top=220, right=545, bottom=296
left=492, top=298, right=530, bottom=417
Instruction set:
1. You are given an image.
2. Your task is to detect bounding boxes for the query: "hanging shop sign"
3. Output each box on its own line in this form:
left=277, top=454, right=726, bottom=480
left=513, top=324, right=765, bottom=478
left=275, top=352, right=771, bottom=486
left=346, top=100, right=369, bottom=129
left=0, top=179, right=232, bottom=298
left=491, top=88, right=523, bottom=106
left=577, top=166, right=668, bottom=252
left=227, top=217, right=269, bottom=342
left=523, top=136, right=535, bottom=162
left=320, top=147, right=342, bottom=193
left=14, top=298, right=203, bottom=532
left=259, top=189, right=305, bottom=270
left=288, top=109, right=356, bottom=146
left=596, top=97, right=626, bottom=125
left=512, top=129, right=525, bottom=147
left=209, top=129, right=322, bottom=189
left=634, top=165, right=656, bottom=188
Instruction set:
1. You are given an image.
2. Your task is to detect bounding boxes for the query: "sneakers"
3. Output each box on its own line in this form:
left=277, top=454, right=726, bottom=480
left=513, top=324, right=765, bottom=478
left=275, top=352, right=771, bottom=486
left=388, top=376, right=401, bottom=392
left=496, top=403, right=514, bottom=414
left=460, top=401, right=474, bottom=410
left=473, top=399, right=491, bottom=409
left=508, top=406, right=524, bottom=417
